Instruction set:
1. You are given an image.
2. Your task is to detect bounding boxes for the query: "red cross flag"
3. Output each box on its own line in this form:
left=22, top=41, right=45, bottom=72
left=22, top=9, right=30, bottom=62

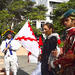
left=14, top=21, right=41, bottom=63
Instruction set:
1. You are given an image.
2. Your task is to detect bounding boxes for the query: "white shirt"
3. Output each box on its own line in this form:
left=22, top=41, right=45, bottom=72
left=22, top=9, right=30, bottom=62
left=1, top=39, right=21, bottom=57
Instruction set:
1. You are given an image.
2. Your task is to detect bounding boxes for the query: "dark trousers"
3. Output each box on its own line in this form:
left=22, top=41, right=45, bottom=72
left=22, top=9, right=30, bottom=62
left=41, top=63, right=54, bottom=75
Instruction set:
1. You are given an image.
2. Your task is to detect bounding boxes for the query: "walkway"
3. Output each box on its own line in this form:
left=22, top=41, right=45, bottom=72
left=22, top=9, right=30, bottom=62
left=0, top=47, right=37, bottom=75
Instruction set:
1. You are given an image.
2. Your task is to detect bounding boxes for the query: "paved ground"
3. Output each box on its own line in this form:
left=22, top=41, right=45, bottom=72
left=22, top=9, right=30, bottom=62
left=0, top=56, right=37, bottom=75
left=17, top=56, right=37, bottom=75
left=0, top=47, right=37, bottom=75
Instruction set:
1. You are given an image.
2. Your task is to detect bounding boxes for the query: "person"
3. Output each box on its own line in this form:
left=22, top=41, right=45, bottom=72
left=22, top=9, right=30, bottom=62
left=1, top=29, right=21, bottom=75
left=31, top=35, right=43, bottom=75
left=53, top=9, right=75, bottom=75
left=39, top=22, right=61, bottom=75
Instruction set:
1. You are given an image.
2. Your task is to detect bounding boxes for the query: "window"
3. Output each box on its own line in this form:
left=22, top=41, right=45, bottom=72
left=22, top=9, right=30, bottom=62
left=49, top=1, right=60, bottom=9
left=41, top=21, right=45, bottom=30
left=32, top=20, right=36, bottom=26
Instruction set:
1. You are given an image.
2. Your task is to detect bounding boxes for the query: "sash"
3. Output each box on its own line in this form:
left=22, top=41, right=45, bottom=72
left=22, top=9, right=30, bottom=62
left=6, top=38, right=13, bottom=55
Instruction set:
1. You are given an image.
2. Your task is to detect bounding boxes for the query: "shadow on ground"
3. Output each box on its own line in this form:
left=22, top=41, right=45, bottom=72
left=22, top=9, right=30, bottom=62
left=17, top=68, right=29, bottom=75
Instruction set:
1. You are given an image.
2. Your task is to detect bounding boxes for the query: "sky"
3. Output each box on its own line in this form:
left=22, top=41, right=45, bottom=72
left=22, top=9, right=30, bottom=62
left=32, top=0, right=35, bottom=2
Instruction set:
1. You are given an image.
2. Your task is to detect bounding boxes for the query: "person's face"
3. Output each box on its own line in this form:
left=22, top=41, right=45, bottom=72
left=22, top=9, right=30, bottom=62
left=63, top=17, right=72, bottom=28
left=7, top=34, right=12, bottom=39
left=43, top=25, right=52, bottom=36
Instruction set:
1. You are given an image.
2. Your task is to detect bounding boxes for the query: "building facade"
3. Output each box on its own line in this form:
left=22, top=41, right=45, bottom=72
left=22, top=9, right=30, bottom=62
left=31, top=0, right=69, bottom=29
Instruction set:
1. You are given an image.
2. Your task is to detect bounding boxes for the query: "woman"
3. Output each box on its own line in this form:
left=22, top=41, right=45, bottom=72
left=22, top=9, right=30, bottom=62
left=40, top=22, right=61, bottom=75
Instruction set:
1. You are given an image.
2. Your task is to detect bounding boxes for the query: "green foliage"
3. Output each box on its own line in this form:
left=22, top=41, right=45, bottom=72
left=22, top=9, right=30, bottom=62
left=7, top=0, right=35, bottom=22
left=59, top=41, right=64, bottom=47
left=69, top=0, right=75, bottom=2
left=31, top=25, right=42, bottom=37
left=8, top=1, right=35, bottom=12
left=0, top=0, right=47, bottom=37
left=0, top=10, right=15, bottom=33
left=13, top=20, right=26, bottom=33
left=13, top=21, right=42, bottom=37
left=0, top=0, right=11, bottom=10
left=53, top=1, right=75, bottom=34
left=26, top=5, right=47, bottom=20
left=0, top=10, right=14, bottom=22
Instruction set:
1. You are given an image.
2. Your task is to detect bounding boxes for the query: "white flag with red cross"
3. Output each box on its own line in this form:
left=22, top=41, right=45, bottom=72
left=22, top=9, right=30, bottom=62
left=14, top=21, right=41, bottom=63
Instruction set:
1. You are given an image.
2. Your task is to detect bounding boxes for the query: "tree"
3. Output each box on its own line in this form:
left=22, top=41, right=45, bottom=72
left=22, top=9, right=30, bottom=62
left=70, top=0, right=75, bottom=2
left=7, top=0, right=35, bottom=22
left=26, top=5, right=47, bottom=20
left=0, top=0, right=13, bottom=10
left=7, top=1, right=47, bottom=23
left=7, top=0, right=47, bottom=35
left=53, top=1, right=75, bottom=34
left=0, top=0, right=47, bottom=37
left=0, top=10, right=14, bottom=33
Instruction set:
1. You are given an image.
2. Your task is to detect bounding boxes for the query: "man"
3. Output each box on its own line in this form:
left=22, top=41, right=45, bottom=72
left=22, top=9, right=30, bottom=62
left=54, top=9, right=75, bottom=75
left=1, top=29, right=21, bottom=75
left=61, top=9, right=75, bottom=27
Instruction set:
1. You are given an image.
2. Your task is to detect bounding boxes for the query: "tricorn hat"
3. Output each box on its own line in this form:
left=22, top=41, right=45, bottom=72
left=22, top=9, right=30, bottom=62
left=1, top=29, right=16, bottom=37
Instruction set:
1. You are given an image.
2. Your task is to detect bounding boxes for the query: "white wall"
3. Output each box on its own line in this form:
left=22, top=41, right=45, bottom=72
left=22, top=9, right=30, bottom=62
left=32, top=0, right=69, bottom=28
left=36, top=20, right=41, bottom=29
left=49, top=0, right=69, bottom=3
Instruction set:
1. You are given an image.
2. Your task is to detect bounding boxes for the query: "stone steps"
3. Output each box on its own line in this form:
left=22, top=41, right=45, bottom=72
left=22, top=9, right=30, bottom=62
left=0, top=59, right=4, bottom=75
left=0, top=72, right=5, bottom=75
left=0, top=68, right=12, bottom=75
left=0, top=68, right=5, bottom=75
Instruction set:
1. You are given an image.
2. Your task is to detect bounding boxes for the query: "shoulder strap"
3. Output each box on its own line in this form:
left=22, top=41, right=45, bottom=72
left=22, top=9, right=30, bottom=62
left=6, top=38, right=13, bottom=55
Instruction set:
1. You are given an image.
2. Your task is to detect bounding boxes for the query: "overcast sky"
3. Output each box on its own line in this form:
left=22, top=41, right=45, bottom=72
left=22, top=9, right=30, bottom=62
left=32, top=0, right=35, bottom=1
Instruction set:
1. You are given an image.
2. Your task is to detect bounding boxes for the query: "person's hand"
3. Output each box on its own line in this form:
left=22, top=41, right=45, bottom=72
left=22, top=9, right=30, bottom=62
left=7, top=44, right=10, bottom=48
left=4, top=48, right=8, bottom=51
left=48, top=64, right=51, bottom=71
left=4, top=44, right=10, bottom=51
left=51, top=50, right=58, bottom=57
left=60, top=47, right=63, bottom=55
left=38, top=54, right=42, bottom=61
